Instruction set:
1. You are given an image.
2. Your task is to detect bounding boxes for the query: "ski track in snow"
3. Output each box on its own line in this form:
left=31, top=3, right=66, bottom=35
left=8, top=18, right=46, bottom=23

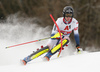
left=0, top=14, right=100, bottom=72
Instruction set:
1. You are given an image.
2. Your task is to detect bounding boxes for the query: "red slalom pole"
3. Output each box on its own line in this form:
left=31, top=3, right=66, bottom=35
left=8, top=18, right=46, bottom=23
left=50, top=14, right=62, bottom=57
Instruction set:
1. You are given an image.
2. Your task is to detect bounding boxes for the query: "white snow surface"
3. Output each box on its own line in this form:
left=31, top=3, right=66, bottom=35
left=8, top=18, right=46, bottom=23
left=0, top=14, right=100, bottom=72
left=0, top=51, right=100, bottom=72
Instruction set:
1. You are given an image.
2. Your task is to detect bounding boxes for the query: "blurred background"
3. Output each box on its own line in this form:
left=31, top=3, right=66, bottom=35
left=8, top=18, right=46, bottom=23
left=0, top=0, right=100, bottom=50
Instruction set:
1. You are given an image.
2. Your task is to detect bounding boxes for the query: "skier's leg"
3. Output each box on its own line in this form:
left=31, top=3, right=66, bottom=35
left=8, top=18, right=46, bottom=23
left=44, top=39, right=69, bottom=61
left=22, top=46, right=50, bottom=65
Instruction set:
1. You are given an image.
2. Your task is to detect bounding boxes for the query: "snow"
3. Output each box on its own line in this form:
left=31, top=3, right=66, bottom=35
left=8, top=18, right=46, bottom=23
left=0, top=14, right=100, bottom=72
left=0, top=51, right=100, bottom=72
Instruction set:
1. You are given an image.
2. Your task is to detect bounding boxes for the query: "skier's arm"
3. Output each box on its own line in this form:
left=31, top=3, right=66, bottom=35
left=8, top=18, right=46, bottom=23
left=74, top=23, right=80, bottom=47
left=74, top=30, right=80, bottom=47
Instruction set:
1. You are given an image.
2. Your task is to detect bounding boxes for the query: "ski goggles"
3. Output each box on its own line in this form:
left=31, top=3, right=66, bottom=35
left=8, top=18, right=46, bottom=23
left=65, top=13, right=73, bottom=17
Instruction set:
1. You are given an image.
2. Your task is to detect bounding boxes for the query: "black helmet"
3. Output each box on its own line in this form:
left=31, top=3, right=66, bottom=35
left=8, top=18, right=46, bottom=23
left=63, top=6, right=74, bottom=18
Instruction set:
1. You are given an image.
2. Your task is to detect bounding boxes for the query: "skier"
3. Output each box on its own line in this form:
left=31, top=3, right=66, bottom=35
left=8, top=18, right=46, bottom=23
left=22, top=6, right=83, bottom=65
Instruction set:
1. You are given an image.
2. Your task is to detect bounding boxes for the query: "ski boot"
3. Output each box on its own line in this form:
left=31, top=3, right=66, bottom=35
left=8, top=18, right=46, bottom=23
left=43, top=51, right=53, bottom=61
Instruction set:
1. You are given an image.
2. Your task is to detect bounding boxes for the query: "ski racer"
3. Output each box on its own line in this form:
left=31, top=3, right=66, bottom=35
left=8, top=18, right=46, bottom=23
left=22, top=6, right=83, bottom=65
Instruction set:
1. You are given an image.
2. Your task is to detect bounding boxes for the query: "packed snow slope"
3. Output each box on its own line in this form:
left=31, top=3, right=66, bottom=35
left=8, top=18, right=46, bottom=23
left=0, top=14, right=100, bottom=72
left=0, top=52, right=100, bottom=72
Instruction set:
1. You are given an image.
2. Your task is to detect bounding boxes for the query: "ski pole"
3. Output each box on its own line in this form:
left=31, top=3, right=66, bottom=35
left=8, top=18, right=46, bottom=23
left=50, top=14, right=63, bottom=57
left=6, top=37, right=50, bottom=49
left=6, top=32, right=62, bottom=49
